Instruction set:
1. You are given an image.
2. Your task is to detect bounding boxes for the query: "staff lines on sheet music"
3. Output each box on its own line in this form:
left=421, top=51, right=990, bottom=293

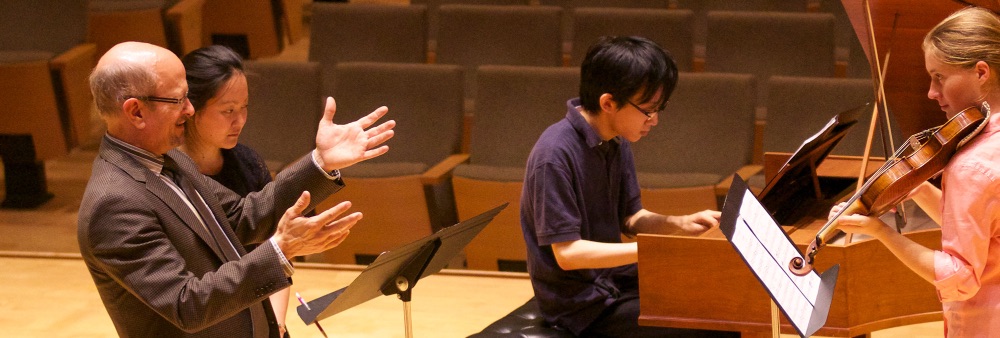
left=732, top=218, right=813, bottom=330
left=739, top=191, right=822, bottom=301
left=739, top=217, right=815, bottom=308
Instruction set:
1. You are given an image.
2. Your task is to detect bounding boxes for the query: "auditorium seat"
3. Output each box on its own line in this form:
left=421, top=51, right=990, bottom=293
left=278, top=0, right=305, bottom=45
left=164, top=0, right=206, bottom=55
left=1, top=0, right=95, bottom=159
left=631, top=72, right=758, bottom=211
left=436, top=5, right=562, bottom=69
left=0, top=59, right=70, bottom=161
left=704, top=11, right=836, bottom=78
left=704, top=10, right=836, bottom=117
left=201, top=0, right=284, bottom=59
left=411, top=0, right=530, bottom=65
left=87, top=0, right=170, bottom=57
left=88, top=0, right=205, bottom=58
left=242, top=60, right=323, bottom=171
left=453, top=65, right=579, bottom=271
left=753, top=75, right=886, bottom=191
left=435, top=5, right=563, bottom=115
left=308, top=3, right=428, bottom=96
left=569, top=8, right=694, bottom=70
left=675, top=0, right=811, bottom=63
left=309, top=3, right=428, bottom=65
left=307, top=62, right=466, bottom=266
left=763, top=76, right=885, bottom=158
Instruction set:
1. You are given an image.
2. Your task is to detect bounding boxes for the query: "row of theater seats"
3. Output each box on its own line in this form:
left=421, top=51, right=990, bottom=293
left=86, top=0, right=302, bottom=59
left=0, top=0, right=302, bottom=166
left=310, top=2, right=869, bottom=77
left=239, top=60, right=884, bottom=271
left=308, top=2, right=874, bottom=161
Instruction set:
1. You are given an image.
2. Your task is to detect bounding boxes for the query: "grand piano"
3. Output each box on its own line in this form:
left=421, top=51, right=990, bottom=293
left=637, top=153, right=942, bottom=337
left=636, top=1, right=970, bottom=336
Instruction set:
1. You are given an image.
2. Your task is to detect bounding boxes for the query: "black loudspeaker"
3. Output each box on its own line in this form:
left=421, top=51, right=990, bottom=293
left=0, top=134, right=53, bottom=208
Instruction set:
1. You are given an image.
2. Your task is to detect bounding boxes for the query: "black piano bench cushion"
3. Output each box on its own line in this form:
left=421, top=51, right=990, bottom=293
left=468, top=297, right=575, bottom=338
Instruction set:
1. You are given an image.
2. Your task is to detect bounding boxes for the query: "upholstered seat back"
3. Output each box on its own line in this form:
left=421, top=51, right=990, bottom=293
left=569, top=8, right=693, bottom=70
left=764, top=76, right=887, bottom=157
left=243, top=61, right=324, bottom=169
left=0, top=0, right=88, bottom=54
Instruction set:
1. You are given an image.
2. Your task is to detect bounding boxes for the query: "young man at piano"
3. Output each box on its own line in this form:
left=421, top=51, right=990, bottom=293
left=519, top=36, right=738, bottom=337
left=832, top=7, right=1000, bottom=336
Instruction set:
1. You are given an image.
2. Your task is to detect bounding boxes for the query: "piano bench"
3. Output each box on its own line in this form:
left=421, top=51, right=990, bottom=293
left=467, top=297, right=574, bottom=338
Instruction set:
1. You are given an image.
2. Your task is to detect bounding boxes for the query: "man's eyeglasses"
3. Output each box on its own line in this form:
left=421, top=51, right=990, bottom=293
left=134, top=92, right=189, bottom=105
left=627, top=101, right=662, bottom=120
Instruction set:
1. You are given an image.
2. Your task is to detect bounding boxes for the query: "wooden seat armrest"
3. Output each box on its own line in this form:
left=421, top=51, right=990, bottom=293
left=50, top=43, right=98, bottom=146
left=421, top=153, right=470, bottom=185
left=714, top=164, right=765, bottom=197
left=50, top=44, right=97, bottom=71
left=166, top=0, right=206, bottom=55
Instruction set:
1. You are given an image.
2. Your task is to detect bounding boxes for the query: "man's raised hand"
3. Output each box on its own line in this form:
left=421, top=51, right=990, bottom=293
left=314, top=97, right=396, bottom=172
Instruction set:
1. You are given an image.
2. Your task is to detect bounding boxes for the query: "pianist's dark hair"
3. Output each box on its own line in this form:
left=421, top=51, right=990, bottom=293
left=578, top=36, right=678, bottom=115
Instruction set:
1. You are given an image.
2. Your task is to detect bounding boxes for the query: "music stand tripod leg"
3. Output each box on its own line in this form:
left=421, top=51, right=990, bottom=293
left=770, top=300, right=780, bottom=338
left=380, top=239, right=441, bottom=338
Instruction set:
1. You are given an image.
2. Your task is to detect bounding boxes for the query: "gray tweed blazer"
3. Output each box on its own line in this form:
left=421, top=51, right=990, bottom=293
left=78, top=137, right=342, bottom=337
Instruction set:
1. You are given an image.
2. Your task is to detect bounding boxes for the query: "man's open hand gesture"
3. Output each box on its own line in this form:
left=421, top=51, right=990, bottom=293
left=314, top=97, right=396, bottom=172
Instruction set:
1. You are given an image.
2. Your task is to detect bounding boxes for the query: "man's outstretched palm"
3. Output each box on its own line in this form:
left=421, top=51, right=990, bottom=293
left=314, top=97, right=395, bottom=171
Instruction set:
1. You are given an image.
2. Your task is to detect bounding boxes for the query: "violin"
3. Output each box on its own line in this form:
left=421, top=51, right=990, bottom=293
left=789, top=103, right=990, bottom=276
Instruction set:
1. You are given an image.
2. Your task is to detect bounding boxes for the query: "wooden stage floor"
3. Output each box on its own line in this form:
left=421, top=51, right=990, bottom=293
left=0, top=253, right=945, bottom=338
left=0, top=254, right=536, bottom=338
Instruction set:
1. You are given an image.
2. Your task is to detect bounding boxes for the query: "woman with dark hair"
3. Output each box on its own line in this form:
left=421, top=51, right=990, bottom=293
left=180, top=45, right=291, bottom=337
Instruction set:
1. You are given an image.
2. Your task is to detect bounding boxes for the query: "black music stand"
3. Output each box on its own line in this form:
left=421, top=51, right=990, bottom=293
left=722, top=174, right=838, bottom=337
left=296, top=203, right=509, bottom=338
left=758, top=103, right=869, bottom=225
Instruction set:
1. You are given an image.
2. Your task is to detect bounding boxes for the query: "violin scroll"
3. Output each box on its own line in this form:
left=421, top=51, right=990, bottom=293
left=789, top=247, right=816, bottom=277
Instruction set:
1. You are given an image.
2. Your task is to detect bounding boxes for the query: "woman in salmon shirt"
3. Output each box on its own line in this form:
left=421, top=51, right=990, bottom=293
left=831, top=6, right=1000, bottom=336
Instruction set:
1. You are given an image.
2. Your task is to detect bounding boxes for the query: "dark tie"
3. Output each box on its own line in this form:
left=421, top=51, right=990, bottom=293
left=162, top=155, right=241, bottom=261
left=162, top=155, right=271, bottom=338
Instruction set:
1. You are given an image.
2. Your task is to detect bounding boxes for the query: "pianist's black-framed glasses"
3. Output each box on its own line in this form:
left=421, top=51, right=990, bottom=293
left=627, top=100, right=662, bottom=120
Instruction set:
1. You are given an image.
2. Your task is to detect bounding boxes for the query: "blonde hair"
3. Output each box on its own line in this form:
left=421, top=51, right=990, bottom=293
left=923, top=7, right=1000, bottom=71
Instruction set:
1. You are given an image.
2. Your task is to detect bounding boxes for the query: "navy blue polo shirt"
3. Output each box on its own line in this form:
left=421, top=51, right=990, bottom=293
left=520, top=98, right=643, bottom=335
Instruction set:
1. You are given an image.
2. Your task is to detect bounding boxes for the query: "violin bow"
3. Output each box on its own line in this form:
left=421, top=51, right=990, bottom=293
left=851, top=1, right=903, bottom=244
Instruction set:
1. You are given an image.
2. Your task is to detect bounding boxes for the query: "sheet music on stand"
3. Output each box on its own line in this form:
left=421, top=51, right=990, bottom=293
left=721, top=175, right=839, bottom=337
left=758, top=103, right=868, bottom=225
left=777, top=102, right=865, bottom=175
left=296, top=203, right=509, bottom=337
